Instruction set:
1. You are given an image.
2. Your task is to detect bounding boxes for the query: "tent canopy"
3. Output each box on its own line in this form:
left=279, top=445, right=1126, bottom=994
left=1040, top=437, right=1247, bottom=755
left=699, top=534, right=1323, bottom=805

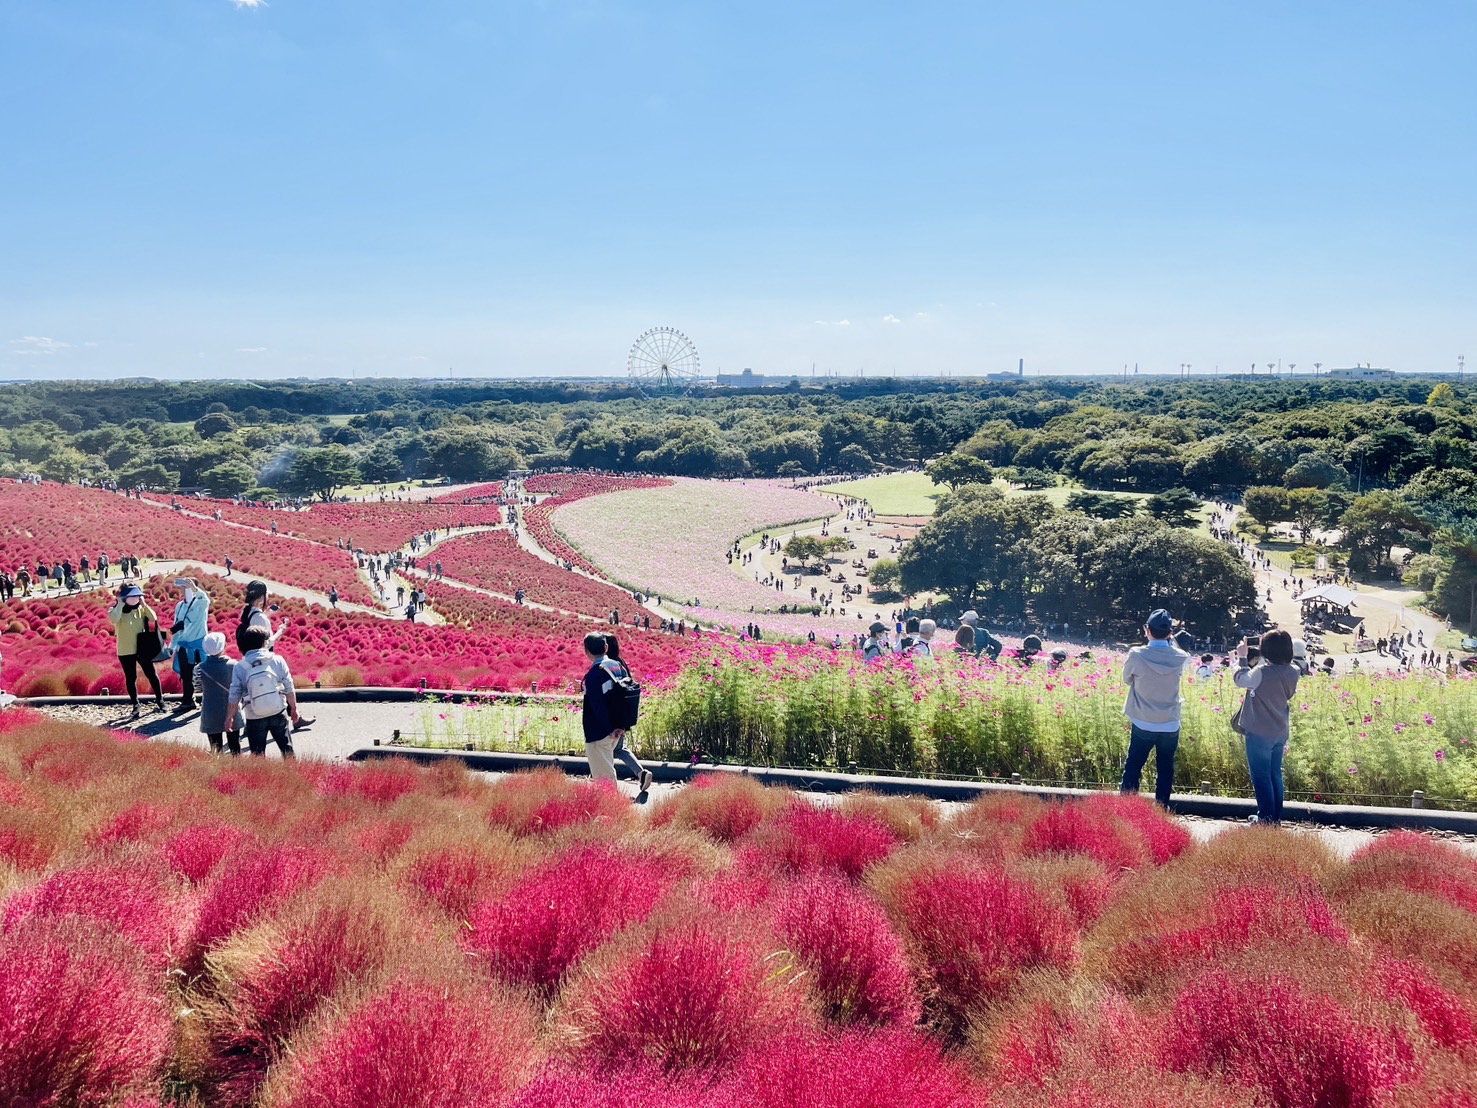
left=1295, top=584, right=1358, bottom=608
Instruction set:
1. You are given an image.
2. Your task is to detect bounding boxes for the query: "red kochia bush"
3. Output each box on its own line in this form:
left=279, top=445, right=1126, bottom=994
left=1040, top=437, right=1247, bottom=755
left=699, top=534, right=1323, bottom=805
left=1376, top=956, right=1477, bottom=1051
left=879, top=859, right=1080, bottom=1038
left=485, top=769, right=637, bottom=837
left=185, top=843, right=338, bottom=973
left=464, top=844, right=677, bottom=995
left=0, top=919, right=172, bottom=1107
left=651, top=773, right=785, bottom=843
left=721, top=1028, right=978, bottom=1108
left=747, top=801, right=899, bottom=880
left=770, top=876, right=919, bottom=1028
left=1023, top=793, right=1189, bottom=871
left=1165, top=969, right=1415, bottom=1108
left=508, top=1065, right=713, bottom=1108
left=563, top=912, right=810, bottom=1076
left=3, top=862, right=184, bottom=969
left=1336, top=830, right=1477, bottom=916
left=263, top=976, right=539, bottom=1108
left=162, top=822, right=252, bottom=883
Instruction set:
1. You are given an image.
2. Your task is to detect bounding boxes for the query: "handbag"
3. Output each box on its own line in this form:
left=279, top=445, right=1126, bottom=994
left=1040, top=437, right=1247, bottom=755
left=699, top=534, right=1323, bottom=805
left=135, top=617, right=169, bottom=663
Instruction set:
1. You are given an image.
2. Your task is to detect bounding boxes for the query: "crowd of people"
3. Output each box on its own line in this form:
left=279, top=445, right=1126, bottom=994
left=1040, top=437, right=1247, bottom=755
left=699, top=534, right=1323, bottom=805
left=104, top=577, right=310, bottom=756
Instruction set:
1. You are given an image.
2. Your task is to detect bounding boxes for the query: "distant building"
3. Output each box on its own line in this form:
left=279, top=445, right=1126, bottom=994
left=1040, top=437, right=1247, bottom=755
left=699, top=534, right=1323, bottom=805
left=1325, top=366, right=1397, bottom=380
left=714, top=368, right=803, bottom=388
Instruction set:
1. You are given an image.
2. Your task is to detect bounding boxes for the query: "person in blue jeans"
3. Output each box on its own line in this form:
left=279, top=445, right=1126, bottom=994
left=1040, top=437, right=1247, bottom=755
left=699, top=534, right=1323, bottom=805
left=1234, top=629, right=1300, bottom=824
left=1119, top=608, right=1190, bottom=807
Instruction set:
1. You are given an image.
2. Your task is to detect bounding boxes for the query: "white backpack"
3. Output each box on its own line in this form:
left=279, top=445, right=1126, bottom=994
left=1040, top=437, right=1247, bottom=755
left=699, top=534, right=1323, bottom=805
left=241, top=657, right=287, bottom=720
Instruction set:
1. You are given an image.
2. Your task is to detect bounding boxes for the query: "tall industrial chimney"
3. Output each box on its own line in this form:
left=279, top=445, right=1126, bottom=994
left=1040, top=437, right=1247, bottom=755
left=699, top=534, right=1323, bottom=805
left=1018, top=358, right=1024, bottom=378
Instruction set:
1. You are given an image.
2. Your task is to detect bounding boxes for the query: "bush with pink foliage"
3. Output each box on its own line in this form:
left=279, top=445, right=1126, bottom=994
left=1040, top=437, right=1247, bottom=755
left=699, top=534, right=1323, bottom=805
left=0, top=918, right=172, bottom=1107
left=747, top=800, right=899, bottom=879
left=1166, top=969, right=1416, bottom=1108
left=464, top=843, right=679, bottom=995
left=262, top=976, right=539, bottom=1108
left=770, top=875, right=919, bottom=1028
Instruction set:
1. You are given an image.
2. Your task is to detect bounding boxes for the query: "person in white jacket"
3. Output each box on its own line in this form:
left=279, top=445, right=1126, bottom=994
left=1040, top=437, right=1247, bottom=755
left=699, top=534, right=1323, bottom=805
left=1118, top=608, right=1190, bottom=807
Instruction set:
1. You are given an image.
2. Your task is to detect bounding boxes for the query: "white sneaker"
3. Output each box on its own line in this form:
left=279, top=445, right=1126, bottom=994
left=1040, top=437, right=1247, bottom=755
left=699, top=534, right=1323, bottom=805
left=638, top=769, right=653, bottom=794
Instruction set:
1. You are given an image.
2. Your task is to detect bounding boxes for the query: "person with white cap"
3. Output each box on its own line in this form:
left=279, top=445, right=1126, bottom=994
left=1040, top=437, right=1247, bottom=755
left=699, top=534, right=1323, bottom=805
left=1118, top=607, right=1190, bottom=808
left=957, top=610, right=1003, bottom=662
left=193, top=632, right=243, bottom=755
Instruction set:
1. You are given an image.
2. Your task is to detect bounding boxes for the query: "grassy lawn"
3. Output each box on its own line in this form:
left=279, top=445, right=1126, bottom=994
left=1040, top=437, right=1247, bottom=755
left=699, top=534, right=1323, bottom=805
left=819, top=472, right=947, bottom=516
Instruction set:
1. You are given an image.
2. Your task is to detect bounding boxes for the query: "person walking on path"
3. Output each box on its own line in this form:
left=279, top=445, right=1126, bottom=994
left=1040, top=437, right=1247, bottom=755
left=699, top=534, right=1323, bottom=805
left=580, top=631, right=652, bottom=796
left=226, top=625, right=301, bottom=758
left=1118, top=608, right=1190, bottom=808
left=1235, top=629, right=1300, bottom=825
left=236, top=580, right=286, bottom=654
left=194, top=632, right=243, bottom=755
left=601, top=634, right=653, bottom=795
left=108, top=584, right=165, bottom=718
left=169, top=576, right=210, bottom=714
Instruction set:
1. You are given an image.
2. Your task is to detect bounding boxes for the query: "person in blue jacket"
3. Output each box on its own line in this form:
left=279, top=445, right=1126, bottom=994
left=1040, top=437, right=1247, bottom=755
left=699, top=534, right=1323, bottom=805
left=170, top=576, right=210, bottom=714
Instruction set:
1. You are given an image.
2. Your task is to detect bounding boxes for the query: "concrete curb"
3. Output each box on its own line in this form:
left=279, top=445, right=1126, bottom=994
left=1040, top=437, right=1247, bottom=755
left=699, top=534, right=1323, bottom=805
left=346, top=747, right=1477, bottom=833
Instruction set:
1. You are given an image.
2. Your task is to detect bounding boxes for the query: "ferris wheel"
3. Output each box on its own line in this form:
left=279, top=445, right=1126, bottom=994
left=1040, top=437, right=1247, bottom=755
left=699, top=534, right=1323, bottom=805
left=627, top=327, right=701, bottom=394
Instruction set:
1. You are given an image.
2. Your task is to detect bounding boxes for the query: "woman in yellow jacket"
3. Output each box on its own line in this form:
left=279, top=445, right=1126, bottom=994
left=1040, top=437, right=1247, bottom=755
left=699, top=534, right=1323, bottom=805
left=109, top=584, right=165, bottom=718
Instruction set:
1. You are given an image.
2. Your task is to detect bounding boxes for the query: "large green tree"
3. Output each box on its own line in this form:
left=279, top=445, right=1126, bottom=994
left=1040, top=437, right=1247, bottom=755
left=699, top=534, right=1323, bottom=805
left=284, top=446, right=360, bottom=501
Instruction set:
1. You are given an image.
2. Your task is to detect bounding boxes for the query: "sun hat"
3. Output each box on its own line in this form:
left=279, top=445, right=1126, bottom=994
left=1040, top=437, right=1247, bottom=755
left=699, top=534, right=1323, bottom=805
left=119, top=585, right=143, bottom=600
left=203, top=632, right=227, bottom=657
left=869, top=621, right=887, bottom=635
left=960, top=610, right=980, bottom=626
left=1146, top=609, right=1173, bottom=636
left=1292, top=638, right=1307, bottom=659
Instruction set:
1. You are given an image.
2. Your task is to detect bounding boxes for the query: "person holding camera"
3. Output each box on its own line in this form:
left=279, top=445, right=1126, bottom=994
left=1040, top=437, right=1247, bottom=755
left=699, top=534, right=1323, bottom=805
left=1234, top=629, right=1300, bottom=825
left=170, top=576, right=210, bottom=714
left=235, top=580, right=286, bottom=655
left=1119, top=608, right=1190, bottom=808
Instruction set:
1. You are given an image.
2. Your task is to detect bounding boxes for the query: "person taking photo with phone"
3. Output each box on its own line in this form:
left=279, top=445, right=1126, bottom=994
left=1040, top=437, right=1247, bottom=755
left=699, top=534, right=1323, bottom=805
left=1118, top=608, right=1190, bottom=808
left=170, top=576, right=210, bottom=714
left=1234, top=629, right=1300, bottom=825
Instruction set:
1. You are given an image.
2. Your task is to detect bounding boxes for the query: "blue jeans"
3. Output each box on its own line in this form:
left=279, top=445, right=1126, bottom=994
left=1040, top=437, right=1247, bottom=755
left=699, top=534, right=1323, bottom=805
left=1244, top=732, right=1286, bottom=823
left=1120, top=724, right=1179, bottom=807
left=614, top=734, right=644, bottom=780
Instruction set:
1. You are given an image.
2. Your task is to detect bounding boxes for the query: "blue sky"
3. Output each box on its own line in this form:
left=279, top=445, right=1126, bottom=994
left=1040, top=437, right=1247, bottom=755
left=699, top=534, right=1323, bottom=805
left=3, top=0, right=1474, bottom=379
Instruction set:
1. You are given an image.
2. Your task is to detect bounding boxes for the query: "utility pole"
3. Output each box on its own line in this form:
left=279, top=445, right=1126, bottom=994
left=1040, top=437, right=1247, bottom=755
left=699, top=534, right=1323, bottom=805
left=1314, top=362, right=1322, bottom=377
left=1460, top=355, right=1466, bottom=384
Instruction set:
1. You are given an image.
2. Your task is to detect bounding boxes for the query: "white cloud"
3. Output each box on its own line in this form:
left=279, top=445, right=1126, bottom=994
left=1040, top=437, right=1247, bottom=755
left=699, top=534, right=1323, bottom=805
left=914, top=312, right=928, bottom=319
left=8, top=336, right=69, bottom=356
left=408, top=355, right=430, bottom=362
left=813, top=319, right=851, bottom=327
left=236, top=346, right=268, bottom=354
left=231, top=0, right=268, bottom=9
left=882, top=314, right=901, bottom=324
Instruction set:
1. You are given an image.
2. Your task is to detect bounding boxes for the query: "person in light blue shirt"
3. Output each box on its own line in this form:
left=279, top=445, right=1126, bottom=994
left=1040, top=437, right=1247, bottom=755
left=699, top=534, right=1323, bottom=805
left=1119, top=608, right=1190, bottom=807
left=170, top=576, right=211, bottom=714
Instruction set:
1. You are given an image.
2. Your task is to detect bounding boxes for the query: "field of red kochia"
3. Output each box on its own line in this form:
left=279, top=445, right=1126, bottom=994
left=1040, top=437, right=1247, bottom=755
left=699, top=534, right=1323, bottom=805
left=430, top=529, right=642, bottom=618
left=0, top=572, right=696, bottom=697
left=0, top=483, right=375, bottom=606
left=2, top=712, right=1474, bottom=1107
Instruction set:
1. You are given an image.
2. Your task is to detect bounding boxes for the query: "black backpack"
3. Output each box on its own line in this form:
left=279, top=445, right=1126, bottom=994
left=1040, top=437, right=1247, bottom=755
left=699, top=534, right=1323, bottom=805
left=602, top=660, right=642, bottom=730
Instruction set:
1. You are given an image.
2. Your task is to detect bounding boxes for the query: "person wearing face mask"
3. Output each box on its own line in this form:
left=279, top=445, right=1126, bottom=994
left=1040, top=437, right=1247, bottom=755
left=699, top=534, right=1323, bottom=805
left=108, top=584, right=165, bottom=718
left=170, top=576, right=211, bottom=714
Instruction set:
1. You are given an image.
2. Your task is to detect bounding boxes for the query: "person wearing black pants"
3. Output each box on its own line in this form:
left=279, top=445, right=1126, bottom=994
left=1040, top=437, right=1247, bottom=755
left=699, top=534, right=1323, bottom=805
left=108, top=584, right=165, bottom=718
left=1118, top=608, right=1190, bottom=808
left=226, top=625, right=301, bottom=758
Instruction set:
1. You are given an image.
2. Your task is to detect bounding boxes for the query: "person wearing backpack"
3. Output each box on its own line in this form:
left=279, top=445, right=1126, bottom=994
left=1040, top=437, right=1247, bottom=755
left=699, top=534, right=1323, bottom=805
left=193, top=632, right=243, bottom=755
left=581, top=631, right=652, bottom=796
left=226, top=625, right=301, bottom=758
left=862, top=621, right=890, bottom=661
